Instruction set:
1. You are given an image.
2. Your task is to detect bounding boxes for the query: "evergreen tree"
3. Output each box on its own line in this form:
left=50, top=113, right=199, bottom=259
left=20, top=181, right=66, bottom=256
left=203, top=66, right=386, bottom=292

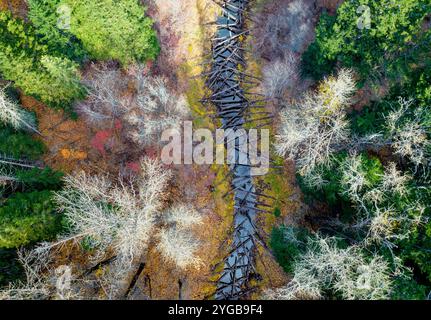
left=27, top=0, right=87, bottom=62
left=64, top=0, right=160, bottom=65
left=0, top=11, right=85, bottom=109
left=0, top=191, right=63, bottom=248
left=303, top=0, right=431, bottom=82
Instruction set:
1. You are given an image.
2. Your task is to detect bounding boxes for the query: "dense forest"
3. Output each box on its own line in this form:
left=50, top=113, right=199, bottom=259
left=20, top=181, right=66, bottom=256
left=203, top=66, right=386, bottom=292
left=0, top=0, right=430, bottom=301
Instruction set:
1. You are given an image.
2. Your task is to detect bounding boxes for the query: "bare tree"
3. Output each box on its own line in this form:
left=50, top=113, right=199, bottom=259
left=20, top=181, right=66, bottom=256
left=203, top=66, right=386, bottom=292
left=0, top=165, right=17, bottom=185
left=381, top=162, right=412, bottom=197
left=253, top=0, right=315, bottom=59
left=157, top=227, right=202, bottom=270
left=123, top=68, right=189, bottom=147
left=150, top=0, right=186, bottom=30
left=0, top=249, right=50, bottom=300
left=0, top=85, right=39, bottom=134
left=0, top=248, right=79, bottom=300
left=264, top=235, right=392, bottom=300
left=156, top=204, right=203, bottom=270
left=301, top=147, right=425, bottom=264
left=385, top=97, right=431, bottom=173
left=77, top=64, right=127, bottom=125
left=96, top=201, right=204, bottom=297
left=52, top=157, right=171, bottom=269
left=77, top=64, right=189, bottom=147
left=163, top=204, right=203, bottom=228
left=275, top=69, right=356, bottom=175
left=0, top=153, right=42, bottom=169
left=262, top=53, right=299, bottom=100
left=4, top=158, right=171, bottom=299
left=4, top=158, right=205, bottom=299
left=337, top=154, right=424, bottom=249
left=340, top=153, right=371, bottom=202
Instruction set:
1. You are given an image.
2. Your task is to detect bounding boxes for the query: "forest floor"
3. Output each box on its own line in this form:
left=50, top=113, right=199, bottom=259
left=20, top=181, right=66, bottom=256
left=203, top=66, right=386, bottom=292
left=0, top=0, right=294, bottom=300
left=0, top=0, right=347, bottom=299
left=138, top=0, right=289, bottom=299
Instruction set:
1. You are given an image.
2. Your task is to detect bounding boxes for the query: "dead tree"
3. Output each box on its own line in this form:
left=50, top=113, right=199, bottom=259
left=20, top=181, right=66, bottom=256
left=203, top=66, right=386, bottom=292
left=0, top=85, right=40, bottom=135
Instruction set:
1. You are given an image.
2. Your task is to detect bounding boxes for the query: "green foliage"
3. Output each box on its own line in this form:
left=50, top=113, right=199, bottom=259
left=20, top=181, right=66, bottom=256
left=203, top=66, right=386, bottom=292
left=303, top=0, right=431, bottom=82
left=399, top=211, right=431, bottom=283
left=349, top=64, right=431, bottom=161
left=0, top=10, right=86, bottom=109
left=289, top=0, right=431, bottom=298
left=270, top=226, right=311, bottom=273
left=385, top=183, right=431, bottom=284
left=359, top=155, right=384, bottom=185
left=15, top=167, right=64, bottom=191
left=391, top=276, right=428, bottom=300
left=302, top=12, right=337, bottom=78
left=0, top=0, right=159, bottom=108
left=414, top=72, right=431, bottom=107
left=348, top=101, right=391, bottom=135
left=80, top=235, right=98, bottom=252
left=2, top=85, right=20, bottom=103
left=0, top=191, right=63, bottom=248
left=63, top=0, right=160, bottom=65
left=27, top=0, right=87, bottom=62
left=0, top=124, right=45, bottom=160
left=299, top=152, right=384, bottom=211
left=33, top=55, right=86, bottom=105
left=297, top=151, right=431, bottom=291
left=0, top=248, right=24, bottom=287
left=392, top=66, right=431, bottom=107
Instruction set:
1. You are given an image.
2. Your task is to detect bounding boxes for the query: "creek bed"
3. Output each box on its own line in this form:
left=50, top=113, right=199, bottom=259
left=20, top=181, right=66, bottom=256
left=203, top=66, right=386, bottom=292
left=208, top=0, right=259, bottom=300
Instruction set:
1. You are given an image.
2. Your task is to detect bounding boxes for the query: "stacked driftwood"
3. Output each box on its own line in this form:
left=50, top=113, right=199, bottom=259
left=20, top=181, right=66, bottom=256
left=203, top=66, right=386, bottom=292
left=201, top=0, right=273, bottom=300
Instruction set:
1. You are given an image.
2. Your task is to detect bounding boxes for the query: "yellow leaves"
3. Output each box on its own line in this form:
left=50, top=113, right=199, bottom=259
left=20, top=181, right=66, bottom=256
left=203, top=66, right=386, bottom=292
left=315, top=69, right=356, bottom=122
left=59, top=149, right=71, bottom=159
left=60, top=148, right=87, bottom=160
left=94, top=266, right=105, bottom=278
left=188, top=43, right=194, bottom=54
left=318, top=76, right=342, bottom=113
